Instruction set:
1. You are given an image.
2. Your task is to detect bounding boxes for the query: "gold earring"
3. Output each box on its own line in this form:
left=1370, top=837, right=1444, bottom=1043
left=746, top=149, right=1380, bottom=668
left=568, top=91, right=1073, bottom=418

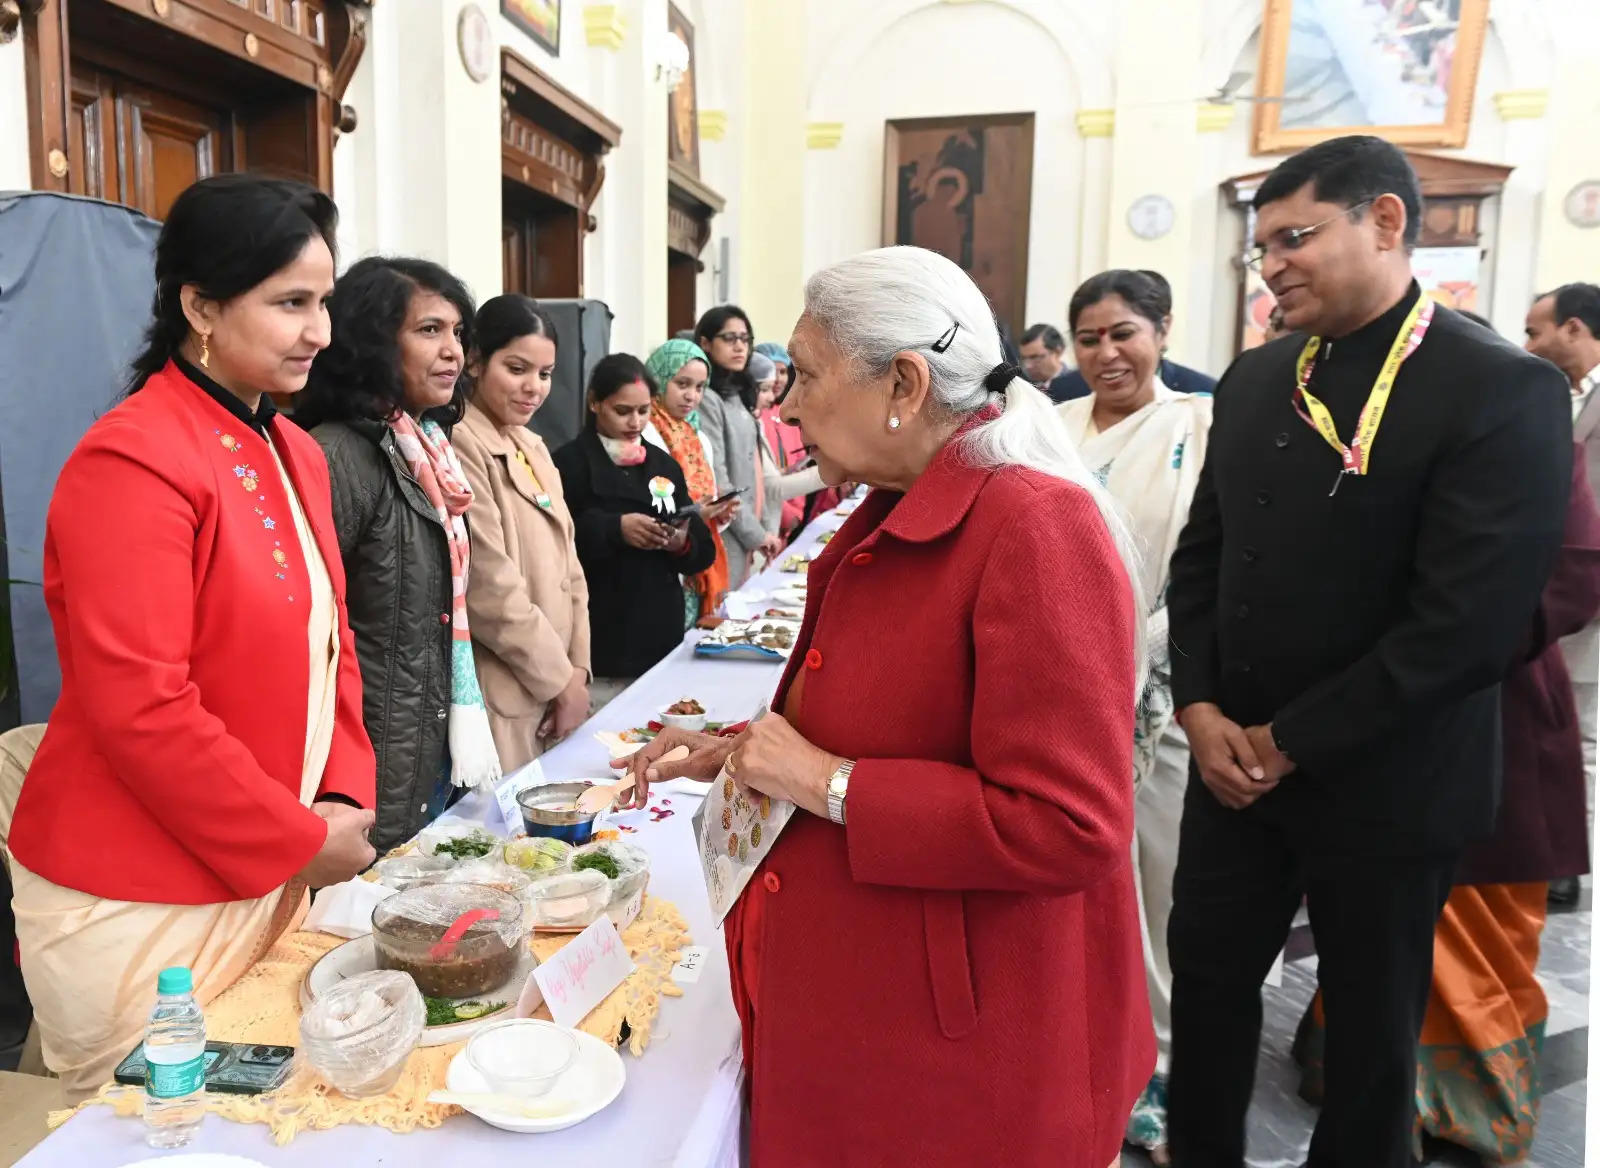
left=199, top=333, right=211, bottom=369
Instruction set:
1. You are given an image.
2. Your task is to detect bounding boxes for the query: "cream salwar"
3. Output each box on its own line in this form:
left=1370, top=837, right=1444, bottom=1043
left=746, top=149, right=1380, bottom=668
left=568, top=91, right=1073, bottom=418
left=11, top=436, right=340, bottom=1100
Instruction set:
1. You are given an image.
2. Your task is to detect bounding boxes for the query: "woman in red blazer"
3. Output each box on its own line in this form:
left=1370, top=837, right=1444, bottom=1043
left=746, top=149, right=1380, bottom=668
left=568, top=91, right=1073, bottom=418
left=6, top=176, right=376, bottom=1098
left=620, top=247, right=1152, bottom=1168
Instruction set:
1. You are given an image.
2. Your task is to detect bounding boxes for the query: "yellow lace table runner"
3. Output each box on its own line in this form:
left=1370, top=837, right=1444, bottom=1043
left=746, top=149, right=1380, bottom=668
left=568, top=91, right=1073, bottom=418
left=50, top=896, right=691, bottom=1144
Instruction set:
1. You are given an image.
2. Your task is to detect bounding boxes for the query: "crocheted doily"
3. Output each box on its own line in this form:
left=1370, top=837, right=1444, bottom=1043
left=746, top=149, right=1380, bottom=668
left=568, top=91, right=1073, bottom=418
left=51, top=896, right=691, bottom=1144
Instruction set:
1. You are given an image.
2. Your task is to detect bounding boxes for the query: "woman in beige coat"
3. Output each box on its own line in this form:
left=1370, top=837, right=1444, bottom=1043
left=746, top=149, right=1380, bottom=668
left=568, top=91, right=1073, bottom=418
left=454, top=296, right=592, bottom=772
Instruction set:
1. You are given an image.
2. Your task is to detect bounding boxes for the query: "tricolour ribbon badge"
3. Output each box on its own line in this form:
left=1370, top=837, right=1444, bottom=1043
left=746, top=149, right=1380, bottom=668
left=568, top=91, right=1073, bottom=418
left=648, top=476, right=677, bottom=515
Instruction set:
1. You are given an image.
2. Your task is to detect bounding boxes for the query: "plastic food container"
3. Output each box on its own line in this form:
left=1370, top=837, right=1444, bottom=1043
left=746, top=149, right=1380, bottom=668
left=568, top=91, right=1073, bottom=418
left=299, top=970, right=425, bottom=1098
left=525, top=869, right=612, bottom=930
left=372, top=854, right=457, bottom=892
left=517, top=782, right=605, bottom=845
left=571, top=841, right=651, bottom=930
left=414, top=823, right=500, bottom=862
left=465, top=1019, right=579, bottom=1099
left=502, top=836, right=574, bottom=874
left=438, top=859, right=534, bottom=900
left=371, top=884, right=527, bottom=1000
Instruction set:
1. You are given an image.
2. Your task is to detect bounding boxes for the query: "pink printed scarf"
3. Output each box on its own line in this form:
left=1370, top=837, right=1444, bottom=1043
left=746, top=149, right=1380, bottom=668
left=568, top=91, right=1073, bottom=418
left=387, top=412, right=502, bottom=789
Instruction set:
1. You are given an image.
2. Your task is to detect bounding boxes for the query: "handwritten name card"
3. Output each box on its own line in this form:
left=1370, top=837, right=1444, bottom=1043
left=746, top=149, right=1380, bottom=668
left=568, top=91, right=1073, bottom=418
left=532, top=916, right=636, bottom=1030
left=495, top=760, right=547, bottom=836
left=670, top=945, right=709, bottom=986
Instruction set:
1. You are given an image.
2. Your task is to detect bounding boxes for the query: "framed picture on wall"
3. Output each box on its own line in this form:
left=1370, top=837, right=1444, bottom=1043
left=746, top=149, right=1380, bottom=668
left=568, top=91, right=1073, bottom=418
left=503, top=0, right=560, bottom=57
left=667, top=4, right=700, bottom=174
left=882, top=113, right=1035, bottom=339
left=1252, top=0, right=1488, bottom=153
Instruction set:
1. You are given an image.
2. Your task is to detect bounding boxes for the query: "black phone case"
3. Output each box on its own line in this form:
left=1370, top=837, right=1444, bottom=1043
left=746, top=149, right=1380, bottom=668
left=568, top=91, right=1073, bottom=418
left=113, top=1041, right=296, bottom=1096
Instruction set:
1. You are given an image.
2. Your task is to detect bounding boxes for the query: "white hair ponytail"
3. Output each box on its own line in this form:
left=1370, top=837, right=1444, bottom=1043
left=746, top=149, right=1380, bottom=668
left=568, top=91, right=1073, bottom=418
left=803, top=246, right=1148, bottom=691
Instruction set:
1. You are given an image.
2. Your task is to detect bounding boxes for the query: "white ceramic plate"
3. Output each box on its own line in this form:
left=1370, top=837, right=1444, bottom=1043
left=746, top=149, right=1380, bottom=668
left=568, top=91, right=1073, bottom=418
left=445, top=1029, right=624, bottom=1133
left=114, top=1152, right=270, bottom=1158
left=300, top=935, right=536, bottom=1047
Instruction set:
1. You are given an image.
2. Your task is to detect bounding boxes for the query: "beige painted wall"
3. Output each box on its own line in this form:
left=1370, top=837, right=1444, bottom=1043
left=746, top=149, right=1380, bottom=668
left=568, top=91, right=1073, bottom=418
left=800, top=0, right=1579, bottom=376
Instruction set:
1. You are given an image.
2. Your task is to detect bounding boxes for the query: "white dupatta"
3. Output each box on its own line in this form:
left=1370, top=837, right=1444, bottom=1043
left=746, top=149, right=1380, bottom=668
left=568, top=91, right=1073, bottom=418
left=1059, top=381, right=1213, bottom=788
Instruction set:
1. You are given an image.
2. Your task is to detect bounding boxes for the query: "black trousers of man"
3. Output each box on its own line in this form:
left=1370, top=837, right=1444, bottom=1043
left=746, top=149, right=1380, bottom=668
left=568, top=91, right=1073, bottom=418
left=1166, top=775, right=1455, bottom=1168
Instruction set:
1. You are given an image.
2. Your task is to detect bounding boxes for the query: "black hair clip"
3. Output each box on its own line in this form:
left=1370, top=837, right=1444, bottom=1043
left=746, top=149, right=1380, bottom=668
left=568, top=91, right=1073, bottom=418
left=930, top=321, right=961, bottom=353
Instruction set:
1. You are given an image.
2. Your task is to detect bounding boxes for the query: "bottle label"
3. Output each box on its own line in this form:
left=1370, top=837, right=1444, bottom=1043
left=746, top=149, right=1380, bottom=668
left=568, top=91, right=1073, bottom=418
left=146, top=1054, right=205, bottom=1099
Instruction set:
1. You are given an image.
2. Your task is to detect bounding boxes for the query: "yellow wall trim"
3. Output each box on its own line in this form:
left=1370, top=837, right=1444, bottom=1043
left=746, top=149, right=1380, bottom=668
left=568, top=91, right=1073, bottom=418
left=1493, top=89, right=1548, bottom=120
left=1196, top=102, right=1235, bottom=133
left=1076, top=108, right=1114, bottom=138
left=699, top=110, right=729, bottom=142
left=582, top=5, right=627, bottom=50
left=807, top=122, right=844, bottom=149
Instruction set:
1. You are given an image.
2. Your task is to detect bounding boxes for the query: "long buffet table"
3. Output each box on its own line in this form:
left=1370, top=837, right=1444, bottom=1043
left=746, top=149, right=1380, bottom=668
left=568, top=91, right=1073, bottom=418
left=17, top=500, right=857, bottom=1168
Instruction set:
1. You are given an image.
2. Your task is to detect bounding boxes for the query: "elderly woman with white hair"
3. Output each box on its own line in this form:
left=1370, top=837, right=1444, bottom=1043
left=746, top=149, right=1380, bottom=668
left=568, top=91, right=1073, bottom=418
left=619, top=246, right=1152, bottom=1168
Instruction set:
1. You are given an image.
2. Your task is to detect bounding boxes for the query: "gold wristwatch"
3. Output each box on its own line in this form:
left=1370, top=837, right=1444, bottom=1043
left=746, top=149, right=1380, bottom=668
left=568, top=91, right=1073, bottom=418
left=827, top=761, right=854, bottom=825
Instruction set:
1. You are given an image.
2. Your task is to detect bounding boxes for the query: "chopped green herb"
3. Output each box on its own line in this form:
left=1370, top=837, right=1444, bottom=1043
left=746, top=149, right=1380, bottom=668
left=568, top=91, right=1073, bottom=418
left=432, top=834, right=494, bottom=859
left=423, top=996, right=507, bottom=1026
left=573, top=850, right=621, bottom=880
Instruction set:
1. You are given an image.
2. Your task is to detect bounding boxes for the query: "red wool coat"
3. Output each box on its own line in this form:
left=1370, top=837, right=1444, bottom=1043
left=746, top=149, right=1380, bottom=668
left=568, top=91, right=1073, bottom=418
left=735, top=440, right=1153, bottom=1168
left=9, top=363, right=375, bottom=904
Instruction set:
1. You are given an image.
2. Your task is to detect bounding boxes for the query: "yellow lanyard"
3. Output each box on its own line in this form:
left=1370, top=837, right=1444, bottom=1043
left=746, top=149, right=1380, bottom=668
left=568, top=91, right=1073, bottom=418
left=1293, top=295, right=1434, bottom=480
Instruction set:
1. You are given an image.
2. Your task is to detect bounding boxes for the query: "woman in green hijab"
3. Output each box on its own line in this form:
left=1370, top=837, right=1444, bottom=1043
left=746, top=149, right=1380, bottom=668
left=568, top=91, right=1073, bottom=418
left=643, top=339, right=741, bottom=618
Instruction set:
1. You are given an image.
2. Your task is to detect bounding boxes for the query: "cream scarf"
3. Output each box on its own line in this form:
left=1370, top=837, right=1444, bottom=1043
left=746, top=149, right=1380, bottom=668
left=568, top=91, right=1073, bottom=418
left=1060, top=382, right=1213, bottom=788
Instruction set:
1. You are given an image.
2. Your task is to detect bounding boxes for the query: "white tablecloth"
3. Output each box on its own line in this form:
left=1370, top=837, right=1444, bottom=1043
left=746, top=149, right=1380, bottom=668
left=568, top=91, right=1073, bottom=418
left=17, top=500, right=856, bottom=1168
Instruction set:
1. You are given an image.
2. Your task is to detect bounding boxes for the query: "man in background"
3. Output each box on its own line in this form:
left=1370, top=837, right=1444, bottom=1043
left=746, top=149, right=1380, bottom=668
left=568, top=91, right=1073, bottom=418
left=1018, top=324, right=1084, bottom=403
left=1139, top=270, right=1219, bottom=395
left=1526, top=281, right=1600, bottom=905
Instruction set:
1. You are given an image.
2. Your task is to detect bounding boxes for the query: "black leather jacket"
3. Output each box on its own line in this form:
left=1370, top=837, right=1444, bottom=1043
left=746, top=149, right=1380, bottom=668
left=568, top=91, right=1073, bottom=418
left=312, top=418, right=453, bottom=854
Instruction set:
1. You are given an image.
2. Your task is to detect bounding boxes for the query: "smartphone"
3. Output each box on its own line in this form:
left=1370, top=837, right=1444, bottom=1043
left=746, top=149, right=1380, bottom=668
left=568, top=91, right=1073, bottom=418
left=707, top=488, right=747, bottom=507
left=114, top=1040, right=297, bottom=1096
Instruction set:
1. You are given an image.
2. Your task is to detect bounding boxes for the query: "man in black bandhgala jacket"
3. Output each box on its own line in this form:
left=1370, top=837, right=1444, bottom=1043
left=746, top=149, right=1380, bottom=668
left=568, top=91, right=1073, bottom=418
left=1164, top=136, right=1572, bottom=1168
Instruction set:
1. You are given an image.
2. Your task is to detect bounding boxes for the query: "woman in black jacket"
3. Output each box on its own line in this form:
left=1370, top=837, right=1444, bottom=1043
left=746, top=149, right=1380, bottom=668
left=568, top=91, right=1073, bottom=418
left=295, top=256, right=500, bottom=854
left=553, top=354, right=715, bottom=700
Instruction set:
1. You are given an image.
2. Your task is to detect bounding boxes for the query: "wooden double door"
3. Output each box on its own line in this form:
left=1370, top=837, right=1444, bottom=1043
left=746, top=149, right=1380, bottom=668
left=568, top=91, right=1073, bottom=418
left=502, top=179, right=582, bottom=300
left=69, top=51, right=233, bottom=221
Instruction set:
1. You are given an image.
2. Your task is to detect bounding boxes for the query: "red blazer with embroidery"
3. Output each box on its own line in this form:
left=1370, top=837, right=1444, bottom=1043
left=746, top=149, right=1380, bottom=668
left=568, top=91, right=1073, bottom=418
left=9, top=363, right=376, bottom=904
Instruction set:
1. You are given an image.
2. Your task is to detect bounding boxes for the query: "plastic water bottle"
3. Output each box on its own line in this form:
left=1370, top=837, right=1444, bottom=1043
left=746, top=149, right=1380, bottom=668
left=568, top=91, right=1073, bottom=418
left=143, top=966, right=206, bottom=1148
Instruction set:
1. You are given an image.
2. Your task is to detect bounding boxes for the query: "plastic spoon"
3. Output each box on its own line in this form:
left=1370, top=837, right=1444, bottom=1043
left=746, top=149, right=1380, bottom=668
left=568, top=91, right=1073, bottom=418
left=428, top=907, right=500, bottom=961
left=428, top=1090, right=574, bottom=1118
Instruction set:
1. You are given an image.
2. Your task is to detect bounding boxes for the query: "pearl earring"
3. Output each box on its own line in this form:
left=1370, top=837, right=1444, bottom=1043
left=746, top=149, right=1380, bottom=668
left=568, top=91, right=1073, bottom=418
left=888, top=416, right=901, bottom=431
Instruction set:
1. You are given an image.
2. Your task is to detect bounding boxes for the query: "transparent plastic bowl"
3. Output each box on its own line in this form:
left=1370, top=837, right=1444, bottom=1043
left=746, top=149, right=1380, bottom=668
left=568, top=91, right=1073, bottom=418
left=371, top=884, right=527, bottom=1000
left=525, top=869, right=611, bottom=930
left=300, top=970, right=424, bottom=1098
left=372, top=854, right=456, bottom=892
left=464, top=1019, right=580, bottom=1098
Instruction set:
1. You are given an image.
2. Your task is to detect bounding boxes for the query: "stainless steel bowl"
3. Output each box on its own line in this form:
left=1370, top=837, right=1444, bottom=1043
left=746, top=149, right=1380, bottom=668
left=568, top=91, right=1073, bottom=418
left=516, top=781, right=604, bottom=844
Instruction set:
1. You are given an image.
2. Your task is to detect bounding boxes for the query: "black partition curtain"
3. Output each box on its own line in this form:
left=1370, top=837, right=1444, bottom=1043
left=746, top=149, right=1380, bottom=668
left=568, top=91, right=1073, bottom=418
left=0, top=192, right=162, bottom=726
left=527, top=298, right=613, bottom=455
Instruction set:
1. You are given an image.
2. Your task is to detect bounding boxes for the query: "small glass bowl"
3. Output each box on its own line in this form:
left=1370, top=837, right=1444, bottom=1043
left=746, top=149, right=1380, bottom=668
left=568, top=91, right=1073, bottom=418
left=300, top=970, right=424, bottom=1098
left=464, top=1019, right=580, bottom=1098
